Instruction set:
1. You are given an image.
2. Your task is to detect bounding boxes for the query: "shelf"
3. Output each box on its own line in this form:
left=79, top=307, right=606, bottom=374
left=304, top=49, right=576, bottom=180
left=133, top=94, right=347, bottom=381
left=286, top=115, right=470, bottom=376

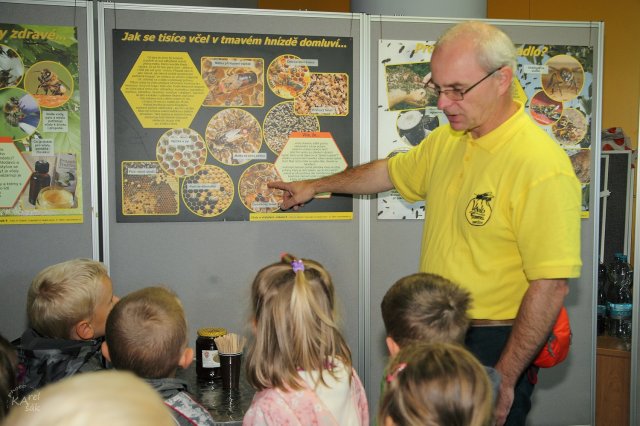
left=597, top=335, right=631, bottom=356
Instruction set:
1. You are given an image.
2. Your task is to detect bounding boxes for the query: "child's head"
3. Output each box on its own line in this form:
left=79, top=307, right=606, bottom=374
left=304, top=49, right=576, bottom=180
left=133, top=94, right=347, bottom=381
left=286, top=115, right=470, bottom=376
left=4, top=370, right=175, bottom=426
left=0, top=334, right=18, bottom=420
left=103, top=286, right=192, bottom=379
left=379, top=341, right=493, bottom=426
left=27, top=258, right=118, bottom=340
left=246, top=253, right=351, bottom=391
left=381, top=273, right=471, bottom=355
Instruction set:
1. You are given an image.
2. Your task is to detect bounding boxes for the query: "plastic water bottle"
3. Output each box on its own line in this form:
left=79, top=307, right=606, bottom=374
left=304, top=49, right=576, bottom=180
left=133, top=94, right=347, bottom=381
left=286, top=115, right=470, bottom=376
left=597, top=263, right=607, bottom=336
left=606, top=253, right=633, bottom=344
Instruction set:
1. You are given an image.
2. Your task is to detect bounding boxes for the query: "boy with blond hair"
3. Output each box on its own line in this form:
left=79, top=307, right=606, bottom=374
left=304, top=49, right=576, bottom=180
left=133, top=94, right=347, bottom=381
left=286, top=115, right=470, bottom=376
left=102, top=286, right=214, bottom=426
left=381, top=273, right=500, bottom=394
left=14, top=258, right=119, bottom=396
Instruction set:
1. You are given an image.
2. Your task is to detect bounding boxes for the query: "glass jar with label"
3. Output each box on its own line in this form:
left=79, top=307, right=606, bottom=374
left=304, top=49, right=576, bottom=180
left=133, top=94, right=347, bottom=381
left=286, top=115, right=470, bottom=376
left=196, top=327, right=227, bottom=381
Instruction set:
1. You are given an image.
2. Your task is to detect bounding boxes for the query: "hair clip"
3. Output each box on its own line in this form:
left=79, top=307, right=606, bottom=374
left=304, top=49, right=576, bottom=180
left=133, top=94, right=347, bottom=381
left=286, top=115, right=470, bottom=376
left=291, top=259, right=305, bottom=273
left=386, top=362, right=407, bottom=383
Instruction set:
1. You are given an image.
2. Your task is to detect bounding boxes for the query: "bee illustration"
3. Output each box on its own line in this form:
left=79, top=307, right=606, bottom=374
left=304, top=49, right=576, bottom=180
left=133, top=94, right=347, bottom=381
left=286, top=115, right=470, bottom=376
left=546, top=66, right=581, bottom=96
left=465, top=192, right=494, bottom=226
left=3, top=96, right=24, bottom=127
left=36, top=68, right=68, bottom=96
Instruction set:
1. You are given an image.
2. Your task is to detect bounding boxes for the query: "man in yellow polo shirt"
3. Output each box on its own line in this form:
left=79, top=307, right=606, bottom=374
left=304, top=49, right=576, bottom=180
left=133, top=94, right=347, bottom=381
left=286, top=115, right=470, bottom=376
left=268, top=21, right=581, bottom=426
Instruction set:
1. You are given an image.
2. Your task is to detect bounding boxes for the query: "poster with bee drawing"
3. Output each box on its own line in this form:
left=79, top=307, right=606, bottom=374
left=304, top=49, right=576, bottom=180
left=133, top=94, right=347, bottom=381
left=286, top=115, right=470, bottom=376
left=377, top=40, right=593, bottom=220
left=0, top=23, right=82, bottom=225
left=113, top=29, right=353, bottom=222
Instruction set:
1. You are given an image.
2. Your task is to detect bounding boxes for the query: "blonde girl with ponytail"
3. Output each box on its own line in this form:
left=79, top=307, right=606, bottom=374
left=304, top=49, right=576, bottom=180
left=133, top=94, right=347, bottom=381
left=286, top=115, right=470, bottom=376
left=243, top=253, right=368, bottom=426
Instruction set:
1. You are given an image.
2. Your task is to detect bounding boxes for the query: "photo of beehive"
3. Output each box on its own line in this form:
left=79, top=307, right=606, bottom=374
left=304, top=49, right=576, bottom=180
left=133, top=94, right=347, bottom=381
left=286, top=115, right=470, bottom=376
left=263, top=101, right=320, bottom=155
left=181, top=165, right=234, bottom=217
left=201, top=56, right=264, bottom=107
left=156, top=128, right=207, bottom=177
left=267, top=54, right=311, bottom=99
left=238, top=162, right=283, bottom=213
left=122, top=161, right=179, bottom=215
left=384, top=62, right=435, bottom=111
left=294, top=72, right=349, bottom=116
left=205, top=108, right=262, bottom=165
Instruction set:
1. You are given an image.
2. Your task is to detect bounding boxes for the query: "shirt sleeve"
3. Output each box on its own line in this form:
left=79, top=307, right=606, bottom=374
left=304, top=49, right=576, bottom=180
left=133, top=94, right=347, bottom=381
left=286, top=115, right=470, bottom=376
left=514, top=171, right=582, bottom=280
left=387, top=137, right=431, bottom=203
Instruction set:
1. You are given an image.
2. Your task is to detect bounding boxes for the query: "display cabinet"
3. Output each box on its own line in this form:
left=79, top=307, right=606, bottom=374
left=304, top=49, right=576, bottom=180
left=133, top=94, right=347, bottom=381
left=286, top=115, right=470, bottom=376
left=596, top=336, right=631, bottom=425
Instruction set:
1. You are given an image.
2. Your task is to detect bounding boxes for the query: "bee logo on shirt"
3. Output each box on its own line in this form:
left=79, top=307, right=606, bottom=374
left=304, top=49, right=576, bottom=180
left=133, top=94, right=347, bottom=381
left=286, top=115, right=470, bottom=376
left=466, top=192, right=493, bottom=226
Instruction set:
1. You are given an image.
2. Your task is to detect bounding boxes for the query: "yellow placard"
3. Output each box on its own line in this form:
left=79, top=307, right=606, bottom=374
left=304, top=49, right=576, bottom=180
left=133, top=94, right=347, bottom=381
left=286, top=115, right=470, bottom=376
left=250, top=211, right=353, bottom=221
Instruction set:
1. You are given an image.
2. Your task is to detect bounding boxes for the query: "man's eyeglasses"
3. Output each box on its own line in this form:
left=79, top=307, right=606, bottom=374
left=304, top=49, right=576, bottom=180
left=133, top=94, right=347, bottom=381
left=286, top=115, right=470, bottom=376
left=425, top=67, right=503, bottom=101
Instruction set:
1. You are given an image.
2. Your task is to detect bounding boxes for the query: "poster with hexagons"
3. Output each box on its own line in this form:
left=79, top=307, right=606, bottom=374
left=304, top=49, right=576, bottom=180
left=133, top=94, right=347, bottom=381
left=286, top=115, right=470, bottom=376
left=113, top=29, right=353, bottom=222
left=377, top=40, right=593, bottom=220
left=0, top=23, right=82, bottom=225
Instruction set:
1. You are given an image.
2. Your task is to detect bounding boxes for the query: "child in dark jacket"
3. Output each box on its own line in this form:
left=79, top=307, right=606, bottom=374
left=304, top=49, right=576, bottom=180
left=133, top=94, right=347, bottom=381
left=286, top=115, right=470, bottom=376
left=14, top=258, right=119, bottom=397
left=102, top=286, right=215, bottom=426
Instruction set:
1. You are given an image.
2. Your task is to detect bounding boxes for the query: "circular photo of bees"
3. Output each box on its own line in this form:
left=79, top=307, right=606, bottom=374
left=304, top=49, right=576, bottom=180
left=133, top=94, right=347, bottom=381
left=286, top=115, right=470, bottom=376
left=294, top=73, right=349, bottom=116
left=205, top=108, right=262, bottom=166
left=552, top=108, right=588, bottom=146
left=181, top=165, right=234, bottom=218
left=156, top=128, right=207, bottom=177
left=529, top=91, right=563, bottom=126
left=24, top=60, right=73, bottom=108
left=541, top=55, right=584, bottom=103
left=238, top=162, right=283, bottom=213
left=0, top=45, right=24, bottom=89
left=267, top=54, right=311, bottom=99
left=263, top=101, right=319, bottom=155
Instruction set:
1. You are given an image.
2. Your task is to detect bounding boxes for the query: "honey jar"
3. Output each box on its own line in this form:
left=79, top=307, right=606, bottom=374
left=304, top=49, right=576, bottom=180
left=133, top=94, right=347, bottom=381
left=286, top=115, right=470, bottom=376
left=196, top=327, right=227, bottom=381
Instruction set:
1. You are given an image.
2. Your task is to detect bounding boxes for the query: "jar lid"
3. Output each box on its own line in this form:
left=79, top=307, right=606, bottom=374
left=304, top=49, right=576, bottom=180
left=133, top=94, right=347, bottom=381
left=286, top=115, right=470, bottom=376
left=35, top=160, right=49, bottom=173
left=197, top=327, right=227, bottom=337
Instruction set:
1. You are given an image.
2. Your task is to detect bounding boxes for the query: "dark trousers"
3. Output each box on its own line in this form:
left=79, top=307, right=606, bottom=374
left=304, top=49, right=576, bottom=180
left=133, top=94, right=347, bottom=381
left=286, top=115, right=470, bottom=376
left=465, top=326, right=536, bottom=426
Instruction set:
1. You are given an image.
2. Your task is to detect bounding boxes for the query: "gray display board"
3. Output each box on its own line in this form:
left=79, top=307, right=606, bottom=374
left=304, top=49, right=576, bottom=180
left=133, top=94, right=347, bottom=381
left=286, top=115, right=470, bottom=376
left=0, top=0, right=98, bottom=341
left=98, top=3, right=365, bottom=374
left=367, top=16, right=602, bottom=426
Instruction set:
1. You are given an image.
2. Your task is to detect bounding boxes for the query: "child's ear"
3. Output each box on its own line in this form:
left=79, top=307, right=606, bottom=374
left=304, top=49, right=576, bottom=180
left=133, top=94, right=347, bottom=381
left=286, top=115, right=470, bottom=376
left=178, top=347, right=194, bottom=369
left=385, top=336, right=400, bottom=357
left=75, top=320, right=95, bottom=340
left=101, top=341, right=111, bottom=362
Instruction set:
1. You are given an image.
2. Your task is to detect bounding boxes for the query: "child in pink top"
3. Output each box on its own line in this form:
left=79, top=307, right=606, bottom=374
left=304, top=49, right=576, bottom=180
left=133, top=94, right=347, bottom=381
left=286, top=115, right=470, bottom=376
left=243, top=254, right=368, bottom=426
